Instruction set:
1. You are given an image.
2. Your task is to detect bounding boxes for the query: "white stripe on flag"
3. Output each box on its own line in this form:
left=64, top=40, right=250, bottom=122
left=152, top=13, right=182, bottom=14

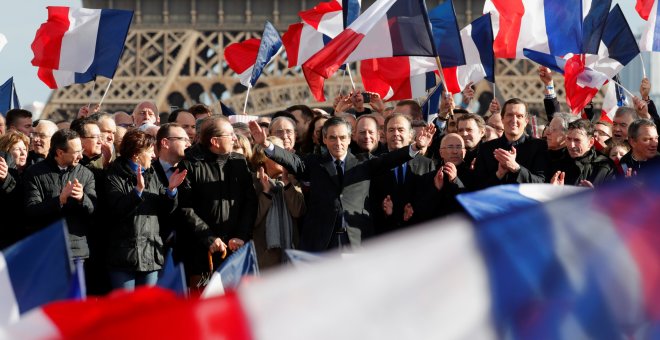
left=0, top=309, right=60, bottom=339
left=517, top=0, right=550, bottom=58
left=239, top=217, right=496, bottom=340
left=640, top=0, right=659, bottom=52
left=0, top=34, right=7, bottom=53
left=0, top=254, right=20, bottom=325
left=59, top=8, right=101, bottom=73
left=201, top=272, right=226, bottom=299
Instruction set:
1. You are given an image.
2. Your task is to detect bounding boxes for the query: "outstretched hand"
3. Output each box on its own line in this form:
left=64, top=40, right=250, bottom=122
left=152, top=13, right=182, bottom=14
left=248, top=121, right=268, bottom=147
left=168, top=168, right=188, bottom=191
left=414, top=123, right=436, bottom=151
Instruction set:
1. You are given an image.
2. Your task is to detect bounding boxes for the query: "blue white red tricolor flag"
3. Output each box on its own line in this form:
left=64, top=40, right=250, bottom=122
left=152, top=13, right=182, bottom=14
left=31, top=7, right=133, bottom=89
left=428, top=0, right=465, bottom=69
left=0, top=77, right=20, bottom=116
left=201, top=241, right=259, bottom=298
left=225, top=21, right=282, bottom=88
left=600, top=75, right=629, bottom=123
left=638, top=0, right=660, bottom=52
left=360, top=56, right=436, bottom=101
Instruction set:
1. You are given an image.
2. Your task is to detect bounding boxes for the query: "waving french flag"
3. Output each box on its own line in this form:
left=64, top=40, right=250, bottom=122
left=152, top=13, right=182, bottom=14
left=441, top=13, right=495, bottom=94
left=31, top=7, right=133, bottom=89
left=360, top=56, right=436, bottom=101
left=600, top=76, right=629, bottom=123
left=639, top=0, right=660, bottom=52
left=225, top=21, right=282, bottom=88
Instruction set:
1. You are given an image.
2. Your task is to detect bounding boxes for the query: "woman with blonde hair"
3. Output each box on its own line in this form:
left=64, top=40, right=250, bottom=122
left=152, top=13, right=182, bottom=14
left=0, top=130, right=29, bottom=174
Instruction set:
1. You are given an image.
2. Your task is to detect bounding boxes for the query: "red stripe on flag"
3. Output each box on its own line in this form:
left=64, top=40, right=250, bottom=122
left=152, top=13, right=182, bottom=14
left=37, top=67, right=59, bottom=89
left=599, top=110, right=613, bottom=123
left=282, top=23, right=303, bottom=68
left=490, top=0, right=524, bottom=59
left=31, top=6, right=71, bottom=69
left=303, top=28, right=365, bottom=101
left=299, top=0, right=342, bottom=30
left=636, top=0, right=655, bottom=20
left=441, top=66, right=461, bottom=94
left=224, top=38, right=261, bottom=75
left=361, top=57, right=414, bottom=101
left=43, top=288, right=253, bottom=340
left=564, top=55, right=599, bottom=115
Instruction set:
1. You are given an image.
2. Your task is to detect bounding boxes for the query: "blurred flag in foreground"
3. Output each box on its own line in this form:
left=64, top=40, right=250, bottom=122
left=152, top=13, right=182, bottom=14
left=5, top=172, right=660, bottom=339
left=201, top=241, right=259, bottom=298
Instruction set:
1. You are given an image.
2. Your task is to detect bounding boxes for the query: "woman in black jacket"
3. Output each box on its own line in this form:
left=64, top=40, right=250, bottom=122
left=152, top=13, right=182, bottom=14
left=106, top=130, right=186, bottom=290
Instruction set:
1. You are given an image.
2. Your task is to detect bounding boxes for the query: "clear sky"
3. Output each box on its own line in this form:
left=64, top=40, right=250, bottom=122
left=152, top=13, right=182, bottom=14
left=0, top=0, right=646, bottom=107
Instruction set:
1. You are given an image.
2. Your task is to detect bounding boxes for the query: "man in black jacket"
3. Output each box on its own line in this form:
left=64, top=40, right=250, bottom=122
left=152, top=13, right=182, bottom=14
left=473, top=98, right=548, bottom=189
left=249, top=117, right=434, bottom=252
left=548, top=119, right=615, bottom=187
left=23, top=129, right=96, bottom=260
left=619, top=119, right=659, bottom=176
left=179, top=116, right=257, bottom=285
left=0, top=151, right=22, bottom=248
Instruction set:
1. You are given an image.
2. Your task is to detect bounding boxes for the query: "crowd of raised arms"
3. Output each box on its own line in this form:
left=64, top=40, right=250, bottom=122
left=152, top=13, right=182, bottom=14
left=0, top=66, right=657, bottom=295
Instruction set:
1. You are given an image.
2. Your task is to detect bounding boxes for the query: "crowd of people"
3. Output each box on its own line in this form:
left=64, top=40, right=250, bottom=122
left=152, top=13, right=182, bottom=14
left=0, top=66, right=657, bottom=295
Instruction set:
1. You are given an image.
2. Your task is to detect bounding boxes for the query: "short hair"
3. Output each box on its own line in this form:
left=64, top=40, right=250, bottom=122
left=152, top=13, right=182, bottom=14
left=356, top=114, right=379, bottom=129
left=628, top=119, right=657, bottom=141
left=5, top=109, right=32, bottom=129
left=70, top=117, right=98, bottom=137
left=286, top=105, right=314, bottom=122
left=384, top=113, right=413, bottom=133
left=168, top=109, right=191, bottom=123
left=456, top=113, right=486, bottom=131
left=200, top=116, right=231, bottom=148
left=155, top=123, right=181, bottom=151
left=49, top=129, right=80, bottom=156
left=120, top=129, right=156, bottom=159
left=395, top=100, right=422, bottom=118
left=501, top=98, right=529, bottom=117
left=189, top=104, right=213, bottom=117
left=271, top=111, right=298, bottom=124
left=0, top=130, right=29, bottom=154
left=593, top=120, right=613, bottom=131
left=322, top=117, right=352, bottom=137
left=269, top=116, right=296, bottom=134
left=567, top=119, right=594, bottom=136
left=614, top=106, right=639, bottom=120
left=552, top=112, right=579, bottom=132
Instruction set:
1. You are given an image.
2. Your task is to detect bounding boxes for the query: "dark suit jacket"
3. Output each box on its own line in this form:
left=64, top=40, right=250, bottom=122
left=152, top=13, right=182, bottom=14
left=473, top=135, right=548, bottom=189
left=370, top=154, right=435, bottom=235
left=268, top=145, right=413, bottom=252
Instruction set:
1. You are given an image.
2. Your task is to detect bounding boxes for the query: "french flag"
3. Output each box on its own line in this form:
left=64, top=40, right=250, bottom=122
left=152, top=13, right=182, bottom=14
left=303, top=0, right=437, bottom=101
left=600, top=76, right=629, bottom=123
left=0, top=220, right=72, bottom=326
left=360, top=56, right=436, bottom=101
left=441, top=13, right=495, bottom=94
left=428, top=0, right=465, bottom=69
left=224, top=21, right=282, bottom=88
left=638, top=0, right=660, bottom=52
left=0, top=77, right=20, bottom=116
left=31, top=7, right=133, bottom=89
left=299, top=0, right=344, bottom=37
left=8, top=170, right=660, bottom=339
left=282, top=23, right=329, bottom=68
left=201, top=241, right=259, bottom=298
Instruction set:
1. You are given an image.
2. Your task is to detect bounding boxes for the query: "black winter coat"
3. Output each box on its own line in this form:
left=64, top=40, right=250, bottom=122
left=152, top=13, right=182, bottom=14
left=548, top=148, right=615, bottom=186
left=105, top=157, right=177, bottom=272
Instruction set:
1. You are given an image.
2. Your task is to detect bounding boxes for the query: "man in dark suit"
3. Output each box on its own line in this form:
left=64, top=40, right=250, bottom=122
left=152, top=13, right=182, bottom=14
left=248, top=117, right=434, bottom=252
left=473, top=98, right=548, bottom=189
left=370, top=113, right=435, bottom=235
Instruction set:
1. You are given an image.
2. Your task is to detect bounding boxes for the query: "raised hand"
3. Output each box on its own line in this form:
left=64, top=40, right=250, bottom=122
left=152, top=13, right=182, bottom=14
left=0, top=157, right=7, bottom=181
left=403, top=203, right=414, bottom=222
left=350, top=90, right=365, bottom=112
left=382, top=195, right=393, bottom=216
left=70, top=178, right=84, bottom=201
left=136, top=165, right=145, bottom=193
left=248, top=120, right=268, bottom=147
left=168, top=168, right=188, bottom=191
left=368, top=92, right=385, bottom=114
left=633, top=96, right=650, bottom=119
left=443, top=162, right=458, bottom=183
left=334, top=93, right=353, bottom=113
left=257, top=166, right=272, bottom=193
left=434, top=168, right=444, bottom=191
left=414, top=123, right=436, bottom=151
left=640, top=77, right=651, bottom=101
left=440, top=91, right=455, bottom=119
left=488, top=99, right=501, bottom=116
left=538, top=66, right=553, bottom=86
left=60, top=181, right=74, bottom=205
left=461, top=81, right=475, bottom=106
left=550, top=171, right=565, bottom=185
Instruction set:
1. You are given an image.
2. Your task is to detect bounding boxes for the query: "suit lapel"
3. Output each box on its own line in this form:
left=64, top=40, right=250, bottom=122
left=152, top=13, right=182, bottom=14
left=321, top=154, right=341, bottom=188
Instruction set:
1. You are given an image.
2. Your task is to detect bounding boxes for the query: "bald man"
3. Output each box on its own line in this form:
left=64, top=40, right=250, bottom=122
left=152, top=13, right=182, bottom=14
left=28, top=120, right=58, bottom=167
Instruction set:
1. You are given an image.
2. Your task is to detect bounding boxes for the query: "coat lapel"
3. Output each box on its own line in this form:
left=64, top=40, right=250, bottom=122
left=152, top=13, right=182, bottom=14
left=321, top=154, right=341, bottom=188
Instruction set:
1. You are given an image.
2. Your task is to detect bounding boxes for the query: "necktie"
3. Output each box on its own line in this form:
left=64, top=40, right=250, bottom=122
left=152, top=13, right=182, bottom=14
left=335, top=160, right=344, bottom=185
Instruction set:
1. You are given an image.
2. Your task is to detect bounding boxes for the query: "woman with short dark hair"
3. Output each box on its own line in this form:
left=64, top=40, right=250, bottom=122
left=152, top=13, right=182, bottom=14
left=105, top=130, right=187, bottom=290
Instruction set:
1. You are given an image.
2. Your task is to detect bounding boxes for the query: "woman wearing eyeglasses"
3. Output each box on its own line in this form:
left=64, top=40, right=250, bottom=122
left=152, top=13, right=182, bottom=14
left=105, top=130, right=187, bottom=290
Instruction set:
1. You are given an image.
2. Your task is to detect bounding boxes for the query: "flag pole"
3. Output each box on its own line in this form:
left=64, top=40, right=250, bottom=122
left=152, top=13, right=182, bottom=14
left=609, top=77, right=636, bottom=100
left=97, top=79, right=113, bottom=109
left=242, top=85, right=252, bottom=115
left=434, top=56, right=448, bottom=91
left=338, top=68, right=347, bottom=96
left=346, top=65, right=357, bottom=91
left=640, top=53, right=648, bottom=79
left=88, top=81, right=98, bottom=109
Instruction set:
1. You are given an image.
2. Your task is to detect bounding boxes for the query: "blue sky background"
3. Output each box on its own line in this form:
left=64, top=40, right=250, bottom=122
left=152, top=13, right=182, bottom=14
left=0, top=0, right=646, bottom=107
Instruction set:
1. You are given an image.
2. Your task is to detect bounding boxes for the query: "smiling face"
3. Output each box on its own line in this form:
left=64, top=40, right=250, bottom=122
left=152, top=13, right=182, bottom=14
left=629, top=125, right=659, bottom=161
left=56, top=138, right=83, bottom=168
left=502, top=103, right=528, bottom=141
left=136, top=145, right=156, bottom=169
left=356, top=117, right=379, bottom=152
left=9, top=140, right=27, bottom=168
left=457, top=118, right=484, bottom=150
left=385, top=115, right=413, bottom=151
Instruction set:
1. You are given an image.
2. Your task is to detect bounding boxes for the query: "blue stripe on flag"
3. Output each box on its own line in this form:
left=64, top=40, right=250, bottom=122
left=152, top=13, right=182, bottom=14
left=428, top=0, right=465, bottom=67
left=654, top=4, right=660, bottom=51
left=250, top=21, right=283, bottom=86
left=602, top=5, right=640, bottom=67
left=457, top=184, right=540, bottom=221
left=3, top=220, right=72, bottom=314
left=421, top=82, right=443, bottom=121
left=523, top=49, right=566, bottom=74
left=471, top=14, right=495, bottom=83
left=342, top=0, right=361, bottom=28
left=582, top=0, right=611, bottom=54
left=215, top=241, right=259, bottom=290
left=157, top=250, right=187, bottom=296
left=386, top=0, right=436, bottom=57
left=544, top=0, right=583, bottom=56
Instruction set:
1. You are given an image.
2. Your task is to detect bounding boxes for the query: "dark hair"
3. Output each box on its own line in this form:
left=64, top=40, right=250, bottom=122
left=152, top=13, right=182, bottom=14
left=200, top=116, right=231, bottom=147
left=189, top=104, right=212, bottom=118
left=456, top=113, right=486, bottom=131
left=6, top=109, right=32, bottom=129
left=70, top=117, right=98, bottom=137
left=155, top=123, right=181, bottom=151
left=395, top=100, right=422, bottom=119
left=168, top=109, right=192, bottom=123
left=384, top=113, right=413, bottom=133
left=594, top=120, right=613, bottom=130
left=120, top=129, right=156, bottom=159
left=301, top=115, right=330, bottom=154
left=286, top=105, right=314, bottom=122
left=322, top=117, right=352, bottom=138
left=49, top=129, right=80, bottom=156
left=501, top=98, right=529, bottom=118
left=628, top=119, right=657, bottom=141
left=567, top=119, right=594, bottom=136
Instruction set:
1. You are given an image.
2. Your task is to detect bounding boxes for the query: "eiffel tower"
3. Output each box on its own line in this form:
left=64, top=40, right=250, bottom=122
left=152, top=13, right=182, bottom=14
left=42, top=0, right=575, bottom=121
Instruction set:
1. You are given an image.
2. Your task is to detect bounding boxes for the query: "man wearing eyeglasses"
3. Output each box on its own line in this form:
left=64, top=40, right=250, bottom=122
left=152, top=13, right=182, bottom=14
left=269, top=117, right=297, bottom=152
left=178, top=116, right=256, bottom=288
left=27, top=120, right=57, bottom=167
left=71, top=117, right=106, bottom=171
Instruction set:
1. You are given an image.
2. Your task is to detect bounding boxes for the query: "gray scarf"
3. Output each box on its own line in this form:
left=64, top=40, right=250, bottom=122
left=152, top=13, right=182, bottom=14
left=265, top=180, right=294, bottom=251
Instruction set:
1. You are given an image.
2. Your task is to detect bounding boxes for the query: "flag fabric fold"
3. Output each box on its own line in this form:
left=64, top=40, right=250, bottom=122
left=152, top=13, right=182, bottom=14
left=0, top=78, right=20, bottom=115
left=299, top=0, right=343, bottom=37
left=360, top=56, right=436, bottom=101
left=0, top=220, right=72, bottom=326
left=156, top=251, right=187, bottom=297
left=225, top=21, right=283, bottom=88
left=201, top=241, right=259, bottom=298
left=428, top=1, right=465, bottom=68
left=31, top=7, right=133, bottom=89
left=639, top=0, right=660, bottom=52
left=600, top=75, right=628, bottom=123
